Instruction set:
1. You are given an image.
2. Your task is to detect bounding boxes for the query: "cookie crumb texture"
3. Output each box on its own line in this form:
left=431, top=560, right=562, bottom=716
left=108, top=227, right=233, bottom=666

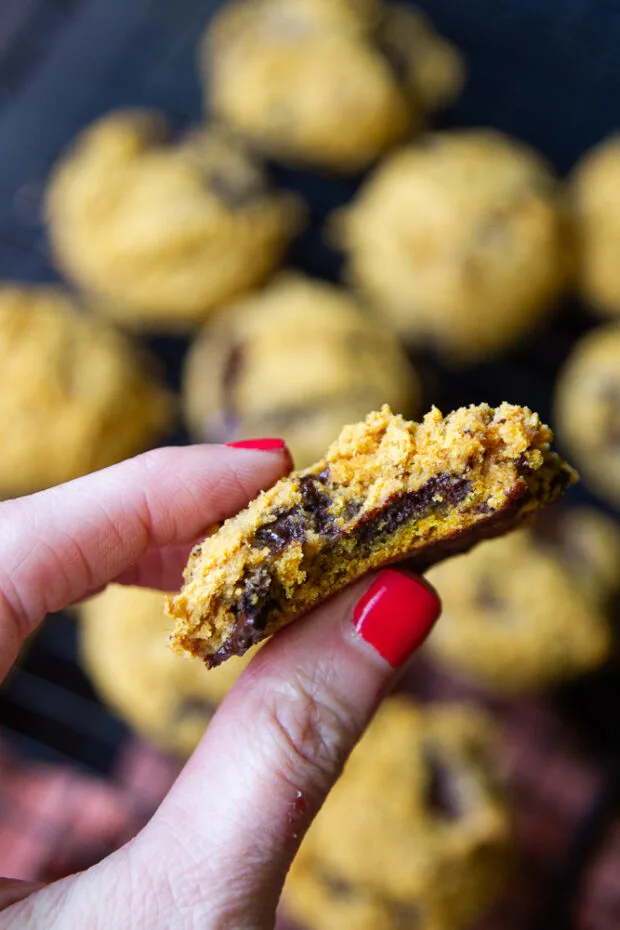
left=426, top=506, right=619, bottom=692
left=283, top=697, right=513, bottom=930
left=167, top=403, right=575, bottom=667
left=45, top=109, right=303, bottom=328
left=80, top=585, right=254, bottom=757
left=0, top=285, right=172, bottom=498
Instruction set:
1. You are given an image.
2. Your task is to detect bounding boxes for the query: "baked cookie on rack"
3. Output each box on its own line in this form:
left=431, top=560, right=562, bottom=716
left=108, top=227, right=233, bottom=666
left=283, top=696, right=513, bottom=930
left=332, top=130, right=567, bottom=361
left=80, top=585, right=254, bottom=757
left=46, top=110, right=304, bottom=329
left=201, top=0, right=463, bottom=172
left=183, top=273, right=419, bottom=467
left=0, top=285, right=172, bottom=498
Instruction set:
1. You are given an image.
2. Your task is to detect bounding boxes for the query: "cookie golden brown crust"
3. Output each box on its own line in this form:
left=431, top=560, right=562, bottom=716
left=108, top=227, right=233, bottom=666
left=0, top=285, right=172, bottom=498
left=283, top=697, right=513, bottom=930
left=166, top=403, right=576, bottom=667
left=45, top=109, right=304, bottom=328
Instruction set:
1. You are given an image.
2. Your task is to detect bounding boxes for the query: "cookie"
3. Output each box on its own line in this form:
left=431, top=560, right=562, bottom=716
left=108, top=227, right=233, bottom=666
left=332, top=130, right=567, bottom=361
left=80, top=585, right=254, bottom=757
left=283, top=696, right=513, bottom=930
left=0, top=285, right=172, bottom=498
left=569, top=135, right=620, bottom=317
left=46, top=110, right=304, bottom=329
left=183, top=273, right=420, bottom=468
left=554, top=323, right=620, bottom=508
left=166, top=403, right=575, bottom=667
left=201, top=0, right=463, bottom=173
left=426, top=507, right=618, bottom=692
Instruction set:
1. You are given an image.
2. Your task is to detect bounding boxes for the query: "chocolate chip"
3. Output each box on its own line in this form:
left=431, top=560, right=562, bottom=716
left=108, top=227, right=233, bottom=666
left=374, top=10, right=415, bottom=83
left=208, top=171, right=266, bottom=209
left=253, top=507, right=306, bottom=553
left=318, top=869, right=355, bottom=900
left=423, top=747, right=463, bottom=821
left=390, top=901, right=421, bottom=927
left=475, top=577, right=506, bottom=614
left=356, top=474, right=472, bottom=548
left=174, top=697, right=215, bottom=724
left=298, top=474, right=336, bottom=537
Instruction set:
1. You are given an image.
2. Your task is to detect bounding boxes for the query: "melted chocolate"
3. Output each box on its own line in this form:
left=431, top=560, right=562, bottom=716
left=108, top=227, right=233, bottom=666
left=205, top=455, right=573, bottom=667
left=356, top=474, right=472, bottom=549
left=298, top=473, right=336, bottom=537
left=423, top=747, right=463, bottom=822
left=209, top=171, right=266, bottom=209
left=253, top=507, right=306, bottom=553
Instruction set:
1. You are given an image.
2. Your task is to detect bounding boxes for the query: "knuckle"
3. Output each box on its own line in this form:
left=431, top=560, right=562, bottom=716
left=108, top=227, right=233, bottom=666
left=258, top=663, right=358, bottom=795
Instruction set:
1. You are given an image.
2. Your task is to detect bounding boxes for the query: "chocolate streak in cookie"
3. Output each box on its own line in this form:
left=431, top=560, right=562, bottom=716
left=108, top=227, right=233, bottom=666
left=167, top=404, right=576, bottom=667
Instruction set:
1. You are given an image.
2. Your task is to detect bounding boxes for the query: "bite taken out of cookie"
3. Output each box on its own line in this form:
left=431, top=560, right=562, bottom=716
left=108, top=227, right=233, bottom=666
left=166, top=403, right=576, bottom=668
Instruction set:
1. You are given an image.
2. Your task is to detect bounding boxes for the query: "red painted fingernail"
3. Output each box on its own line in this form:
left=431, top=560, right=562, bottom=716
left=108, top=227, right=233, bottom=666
left=226, top=438, right=286, bottom=451
left=353, top=569, right=441, bottom=667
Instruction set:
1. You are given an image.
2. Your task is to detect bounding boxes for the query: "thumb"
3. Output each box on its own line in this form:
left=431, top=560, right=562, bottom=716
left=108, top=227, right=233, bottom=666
left=2, top=570, right=439, bottom=929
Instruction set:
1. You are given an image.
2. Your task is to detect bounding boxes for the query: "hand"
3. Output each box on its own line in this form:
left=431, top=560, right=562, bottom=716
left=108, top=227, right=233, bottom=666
left=0, top=442, right=440, bottom=929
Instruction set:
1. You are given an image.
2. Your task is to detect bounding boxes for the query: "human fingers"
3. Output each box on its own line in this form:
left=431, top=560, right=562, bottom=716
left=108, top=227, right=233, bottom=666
left=0, top=442, right=290, bottom=679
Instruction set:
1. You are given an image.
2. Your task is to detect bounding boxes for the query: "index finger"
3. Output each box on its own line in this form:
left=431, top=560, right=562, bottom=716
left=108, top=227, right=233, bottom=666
left=0, top=443, right=290, bottom=679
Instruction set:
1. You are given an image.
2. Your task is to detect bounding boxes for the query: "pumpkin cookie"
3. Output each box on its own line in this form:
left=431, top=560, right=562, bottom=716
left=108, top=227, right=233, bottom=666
left=201, top=0, right=463, bottom=172
left=284, top=696, right=513, bottom=930
left=426, top=507, right=618, bottom=692
left=0, top=285, right=172, bottom=498
left=46, top=110, right=303, bottom=329
left=80, top=585, right=254, bottom=757
left=332, top=130, right=567, bottom=361
left=167, top=403, right=575, bottom=667
left=554, top=323, right=620, bottom=508
left=183, top=273, right=419, bottom=467
left=569, top=135, right=620, bottom=317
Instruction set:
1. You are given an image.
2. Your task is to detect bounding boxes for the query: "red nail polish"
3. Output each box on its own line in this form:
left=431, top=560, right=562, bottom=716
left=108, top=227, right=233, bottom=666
left=353, top=570, right=441, bottom=667
left=226, top=438, right=286, bottom=451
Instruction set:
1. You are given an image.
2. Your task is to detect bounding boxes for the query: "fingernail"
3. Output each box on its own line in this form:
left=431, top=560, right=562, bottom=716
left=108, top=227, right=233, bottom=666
left=352, top=569, right=441, bottom=667
left=226, top=438, right=286, bottom=452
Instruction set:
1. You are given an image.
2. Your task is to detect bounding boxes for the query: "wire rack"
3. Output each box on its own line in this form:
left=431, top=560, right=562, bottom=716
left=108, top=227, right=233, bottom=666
left=0, top=1, right=620, bottom=928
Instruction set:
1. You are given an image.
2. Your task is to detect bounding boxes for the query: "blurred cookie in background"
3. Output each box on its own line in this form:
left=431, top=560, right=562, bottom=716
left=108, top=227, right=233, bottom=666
left=80, top=585, right=254, bottom=757
left=46, top=109, right=304, bottom=330
left=283, top=696, right=513, bottom=930
left=183, top=273, right=420, bottom=468
left=0, top=285, right=172, bottom=499
left=426, top=507, right=619, bottom=693
left=332, top=130, right=567, bottom=362
left=201, top=0, right=463, bottom=173
left=373, top=3, right=465, bottom=113
left=569, top=135, right=620, bottom=318
left=554, top=323, right=620, bottom=509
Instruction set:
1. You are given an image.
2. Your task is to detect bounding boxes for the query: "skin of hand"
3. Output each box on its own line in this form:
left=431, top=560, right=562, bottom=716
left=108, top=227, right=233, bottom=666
left=0, top=441, right=441, bottom=930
